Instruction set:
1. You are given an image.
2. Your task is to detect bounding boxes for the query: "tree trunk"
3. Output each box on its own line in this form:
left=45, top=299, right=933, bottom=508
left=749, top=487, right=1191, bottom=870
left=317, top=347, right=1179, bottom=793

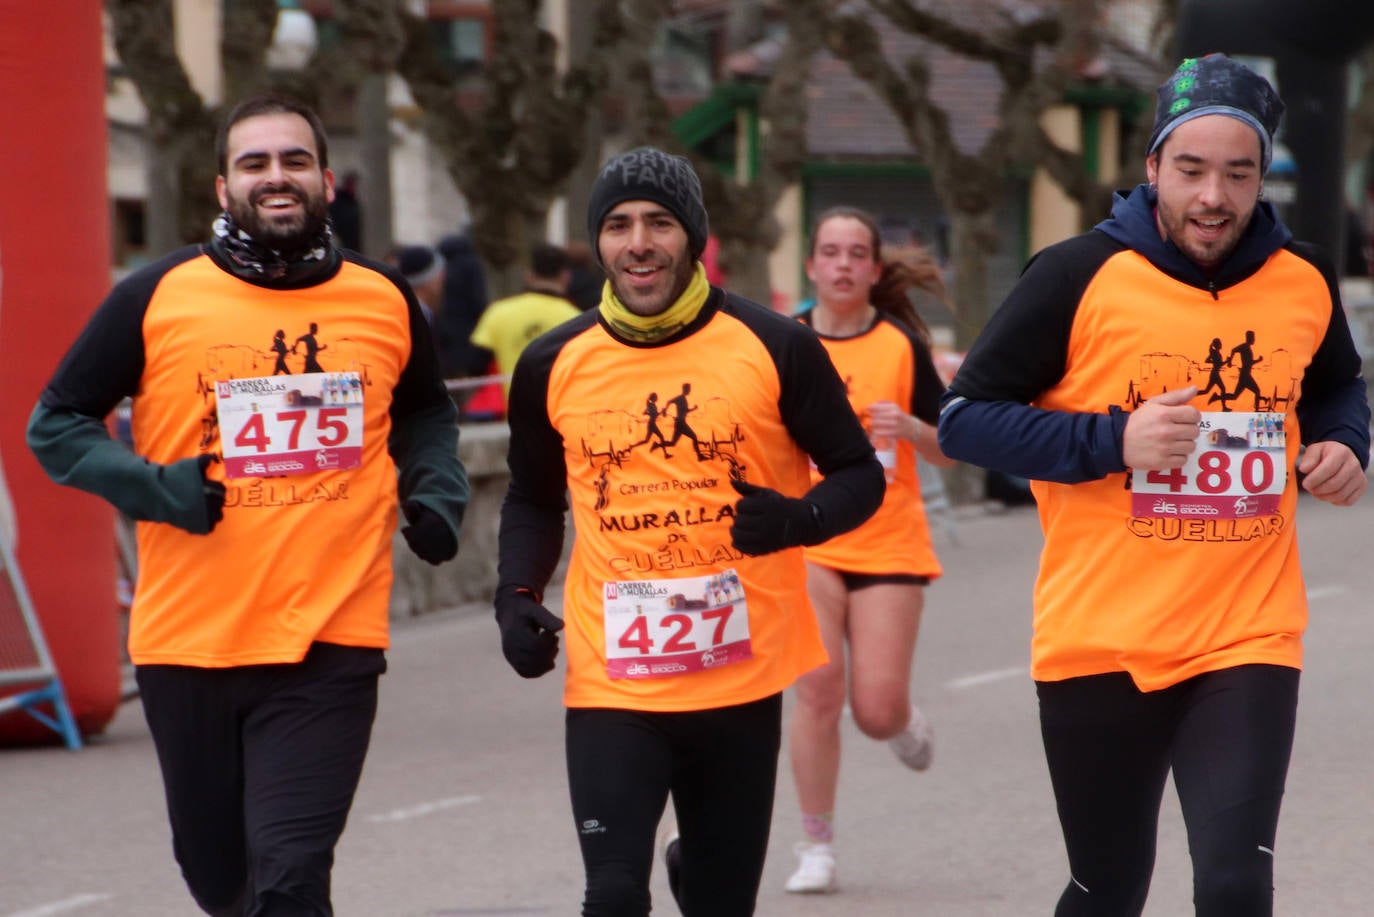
left=466, top=200, right=554, bottom=300
left=944, top=207, right=999, bottom=504
left=357, top=73, right=393, bottom=260
left=144, top=139, right=182, bottom=257
left=948, top=209, right=996, bottom=352
left=718, top=237, right=772, bottom=308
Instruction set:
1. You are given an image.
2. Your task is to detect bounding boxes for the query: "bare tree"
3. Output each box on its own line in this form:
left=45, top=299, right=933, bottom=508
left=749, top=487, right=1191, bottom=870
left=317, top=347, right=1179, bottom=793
left=367, top=0, right=627, bottom=296
left=823, top=0, right=1123, bottom=350
left=108, top=0, right=375, bottom=250
left=611, top=0, right=825, bottom=307
left=111, top=0, right=627, bottom=293
left=108, top=0, right=226, bottom=250
left=721, top=1, right=827, bottom=307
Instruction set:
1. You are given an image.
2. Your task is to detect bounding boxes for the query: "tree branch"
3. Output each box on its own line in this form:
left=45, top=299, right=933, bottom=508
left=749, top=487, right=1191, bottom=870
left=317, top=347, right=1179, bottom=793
left=833, top=1, right=1117, bottom=215
left=558, top=0, right=625, bottom=118
left=868, top=0, right=1058, bottom=62
left=108, top=0, right=206, bottom=136
left=756, top=0, right=826, bottom=201
left=220, top=0, right=276, bottom=102
left=392, top=6, right=485, bottom=187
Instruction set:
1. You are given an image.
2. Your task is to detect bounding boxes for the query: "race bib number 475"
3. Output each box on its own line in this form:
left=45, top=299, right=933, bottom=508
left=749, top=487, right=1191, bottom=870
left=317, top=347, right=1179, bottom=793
left=1131, top=411, right=1287, bottom=519
left=603, top=570, right=753, bottom=679
left=216, top=373, right=363, bottom=479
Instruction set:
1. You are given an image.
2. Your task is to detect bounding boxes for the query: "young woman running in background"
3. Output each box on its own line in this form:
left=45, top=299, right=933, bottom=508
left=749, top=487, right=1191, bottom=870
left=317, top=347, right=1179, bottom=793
left=785, top=206, right=954, bottom=894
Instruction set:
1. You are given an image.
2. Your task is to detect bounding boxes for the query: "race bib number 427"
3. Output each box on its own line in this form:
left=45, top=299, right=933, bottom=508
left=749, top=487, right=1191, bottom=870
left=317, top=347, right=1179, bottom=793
left=603, top=570, right=753, bottom=679
left=216, top=373, right=363, bottom=479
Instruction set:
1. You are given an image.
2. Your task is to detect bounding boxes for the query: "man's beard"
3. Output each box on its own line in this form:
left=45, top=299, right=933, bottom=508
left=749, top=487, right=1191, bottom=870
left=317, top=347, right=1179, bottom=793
left=607, top=254, right=695, bottom=316
left=226, top=183, right=330, bottom=253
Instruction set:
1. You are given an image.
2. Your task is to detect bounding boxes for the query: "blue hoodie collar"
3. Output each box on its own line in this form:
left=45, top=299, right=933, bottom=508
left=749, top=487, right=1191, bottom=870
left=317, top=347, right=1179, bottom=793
left=1094, top=183, right=1292, bottom=292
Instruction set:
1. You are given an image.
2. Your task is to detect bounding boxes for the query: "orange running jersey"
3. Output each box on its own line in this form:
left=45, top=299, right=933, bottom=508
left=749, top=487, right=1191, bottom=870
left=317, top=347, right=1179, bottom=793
left=944, top=191, right=1369, bottom=693
left=1030, top=249, right=1329, bottom=689
left=35, top=246, right=462, bottom=667
left=504, top=290, right=879, bottom=712
left=802, top=314, right=943, bottom=578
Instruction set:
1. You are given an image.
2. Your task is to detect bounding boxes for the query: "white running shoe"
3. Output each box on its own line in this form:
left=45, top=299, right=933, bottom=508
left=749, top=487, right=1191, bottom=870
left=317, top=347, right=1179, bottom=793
left=784, top=841, right=837, bottom=894
left=889, top=706, right=935, bottom=771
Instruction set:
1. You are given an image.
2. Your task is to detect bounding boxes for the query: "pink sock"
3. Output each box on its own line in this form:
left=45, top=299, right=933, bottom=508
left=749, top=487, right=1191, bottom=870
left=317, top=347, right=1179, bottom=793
left=801, top=812, right=834, bottom=844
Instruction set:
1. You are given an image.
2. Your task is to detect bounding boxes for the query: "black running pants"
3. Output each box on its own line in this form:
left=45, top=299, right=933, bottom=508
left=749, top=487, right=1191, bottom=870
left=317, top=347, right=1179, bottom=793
left=566, top=693, right=782, bottom=917
left=1037, top=664, right=1299, bottom=917
left=137, top=642, right=386, bottom=916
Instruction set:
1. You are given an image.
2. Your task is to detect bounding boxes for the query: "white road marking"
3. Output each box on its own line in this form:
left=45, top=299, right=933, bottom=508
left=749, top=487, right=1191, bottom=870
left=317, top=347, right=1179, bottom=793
left=940, top=586, right=1345, bottom=694
left=366, top=794, right=482, bottom=823
left=939, top=587, right=1342, bottom=694
left=945, top=666, right=1027, bottom=690
left=7, top=894, right=112, bottom=917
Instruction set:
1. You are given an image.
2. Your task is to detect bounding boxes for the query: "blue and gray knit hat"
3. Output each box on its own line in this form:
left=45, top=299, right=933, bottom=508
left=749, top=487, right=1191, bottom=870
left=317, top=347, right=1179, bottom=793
left=1147, top=54, right=1285, bottom=172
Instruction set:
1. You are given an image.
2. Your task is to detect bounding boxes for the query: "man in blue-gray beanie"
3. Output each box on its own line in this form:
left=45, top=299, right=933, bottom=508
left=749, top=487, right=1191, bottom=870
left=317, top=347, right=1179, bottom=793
left=939, top=51, right=1368, bottom=916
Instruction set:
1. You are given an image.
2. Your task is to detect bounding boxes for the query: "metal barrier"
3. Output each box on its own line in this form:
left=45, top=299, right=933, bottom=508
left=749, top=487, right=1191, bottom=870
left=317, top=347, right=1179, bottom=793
left=445, top=373, right=509, bottom=394
left=0, top=529, right=82, bottom=749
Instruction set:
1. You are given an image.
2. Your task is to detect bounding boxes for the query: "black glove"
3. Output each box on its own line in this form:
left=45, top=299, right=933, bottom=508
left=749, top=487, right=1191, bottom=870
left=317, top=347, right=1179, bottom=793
left=729, top=478, right=824, bottom=556
left=400, top=501, right=458, bottom=565
left=197, top=454, right=226, bottom=533
left=494, top=587, right=565, bottom=678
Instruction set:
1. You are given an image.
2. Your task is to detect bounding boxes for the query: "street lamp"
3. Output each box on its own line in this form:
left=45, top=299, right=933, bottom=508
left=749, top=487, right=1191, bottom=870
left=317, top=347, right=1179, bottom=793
left=267, top=0, right=318, bottom=72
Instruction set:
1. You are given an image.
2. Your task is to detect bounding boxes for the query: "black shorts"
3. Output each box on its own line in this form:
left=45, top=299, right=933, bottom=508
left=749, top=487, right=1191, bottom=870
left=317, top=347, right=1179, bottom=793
left=836, top=571, right=930, bottom=591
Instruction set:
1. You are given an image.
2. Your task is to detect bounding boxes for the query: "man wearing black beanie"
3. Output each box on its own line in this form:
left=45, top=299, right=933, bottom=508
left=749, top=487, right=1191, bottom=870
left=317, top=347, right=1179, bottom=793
left=940, top=54, right=1368, bottom=915
left=586, top=147, right=711, bottom=265
left=492, top=146, right=886, bottom=916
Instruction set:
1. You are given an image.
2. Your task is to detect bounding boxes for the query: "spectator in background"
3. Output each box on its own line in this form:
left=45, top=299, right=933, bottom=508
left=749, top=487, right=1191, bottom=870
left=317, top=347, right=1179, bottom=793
left=328, top=170, right=362, bottom=252
left=389, top=244, right=446, bottom=331
left=470, top=242, right=579, bottom=402
left=435, top=230, right=489, bottom=378
left=563, top=240, right=604, bottom=311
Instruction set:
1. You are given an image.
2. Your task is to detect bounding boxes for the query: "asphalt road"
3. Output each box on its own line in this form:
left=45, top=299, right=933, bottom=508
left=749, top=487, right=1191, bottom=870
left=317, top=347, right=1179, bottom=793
left=4, top=492, right=1373, bottom=916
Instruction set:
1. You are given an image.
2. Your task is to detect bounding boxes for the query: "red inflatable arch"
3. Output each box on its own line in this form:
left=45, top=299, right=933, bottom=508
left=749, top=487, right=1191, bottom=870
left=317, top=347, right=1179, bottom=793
left=0, top=3, right=120, bottom=742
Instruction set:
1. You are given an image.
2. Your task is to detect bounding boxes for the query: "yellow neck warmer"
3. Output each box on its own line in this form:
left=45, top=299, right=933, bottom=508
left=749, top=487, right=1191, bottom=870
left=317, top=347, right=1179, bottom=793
left=599, top=263, right=710, bottom=343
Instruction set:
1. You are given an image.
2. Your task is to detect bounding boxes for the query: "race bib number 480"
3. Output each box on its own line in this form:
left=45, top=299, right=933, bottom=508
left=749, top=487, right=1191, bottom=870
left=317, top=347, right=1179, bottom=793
left=603, top=570, right=753, bottom=679
left=1131, top=411, right=1287, bottom=519
left=216, top=373, right=363, bottom=479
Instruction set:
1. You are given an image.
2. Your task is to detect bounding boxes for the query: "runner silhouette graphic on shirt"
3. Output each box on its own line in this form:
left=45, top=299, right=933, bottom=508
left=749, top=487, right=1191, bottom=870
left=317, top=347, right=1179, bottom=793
left=1223, top=330, right=1263, bottom=412
left=639, top=392, right=672, bottom=457
left=664, top=383, right=704, bottom=459
left=293, top=322, right=327, bottom=373
left=270, top=329, right=292, bottom=375
left=1199, top=337, right=1226, bottom=405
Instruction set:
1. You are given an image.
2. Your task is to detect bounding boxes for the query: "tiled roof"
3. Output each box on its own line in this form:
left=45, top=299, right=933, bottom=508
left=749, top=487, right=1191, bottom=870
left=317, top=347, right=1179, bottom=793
left=806, top=28, right=1003, bottom=157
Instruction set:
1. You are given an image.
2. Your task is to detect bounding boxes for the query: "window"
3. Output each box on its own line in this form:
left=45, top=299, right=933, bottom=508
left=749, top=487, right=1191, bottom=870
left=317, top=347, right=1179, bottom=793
left=112, top=198, right=147, bottom=269
left=428, top=12, right=489, bottom=81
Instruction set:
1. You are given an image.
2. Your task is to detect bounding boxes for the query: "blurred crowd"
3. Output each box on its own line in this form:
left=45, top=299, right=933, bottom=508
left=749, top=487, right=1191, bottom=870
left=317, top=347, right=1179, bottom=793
left=379, top=230, right=605, bottom=422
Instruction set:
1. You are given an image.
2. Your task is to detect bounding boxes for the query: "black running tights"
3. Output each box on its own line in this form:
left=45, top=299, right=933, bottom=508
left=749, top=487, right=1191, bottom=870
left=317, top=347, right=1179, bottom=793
left=566, top=693, right=782, bottom=917
left=1037, top=664, right=1299, bottom=917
